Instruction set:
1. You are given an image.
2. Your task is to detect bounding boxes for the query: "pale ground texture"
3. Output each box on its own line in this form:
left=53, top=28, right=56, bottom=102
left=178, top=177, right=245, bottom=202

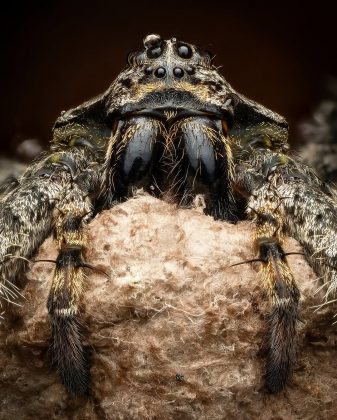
left=1, top=193, right=337, bottom=420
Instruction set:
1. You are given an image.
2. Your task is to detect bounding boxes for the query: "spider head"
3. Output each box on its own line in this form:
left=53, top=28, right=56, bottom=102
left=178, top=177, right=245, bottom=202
left=109, top=34, right=236, bottom=121
left=136, top=34, right=214, bottom=81
left=55, top=35, right=288, bottom=132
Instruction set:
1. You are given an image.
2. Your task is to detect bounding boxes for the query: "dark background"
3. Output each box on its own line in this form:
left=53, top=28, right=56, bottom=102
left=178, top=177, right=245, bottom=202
left=2, top=0, right=337, bottom=159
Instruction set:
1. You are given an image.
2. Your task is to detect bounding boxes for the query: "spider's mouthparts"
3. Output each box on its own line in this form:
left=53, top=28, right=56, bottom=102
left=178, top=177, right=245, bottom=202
left=123, top=107, right=224, bottom=122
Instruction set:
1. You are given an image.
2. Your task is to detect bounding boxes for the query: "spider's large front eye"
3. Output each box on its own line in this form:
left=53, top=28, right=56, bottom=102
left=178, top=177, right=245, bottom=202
left=177, top=44, right=193, bottom=59
left=144, top=33, right=163, bottom=59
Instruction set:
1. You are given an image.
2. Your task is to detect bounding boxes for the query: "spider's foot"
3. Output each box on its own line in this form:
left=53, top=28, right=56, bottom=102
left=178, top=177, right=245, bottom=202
left=252, top=216, right=300, bottom=393
left=264, top=302, right=298, bottom=393
left=51, top=314, right=90, bottom=395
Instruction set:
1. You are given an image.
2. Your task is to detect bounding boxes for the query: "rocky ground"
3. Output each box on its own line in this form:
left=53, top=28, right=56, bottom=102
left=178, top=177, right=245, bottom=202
left=1, top=194, right=337, bottom=419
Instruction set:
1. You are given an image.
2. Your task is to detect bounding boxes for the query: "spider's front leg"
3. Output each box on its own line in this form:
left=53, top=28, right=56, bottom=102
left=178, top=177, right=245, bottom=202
left=0, top=124, right=106, bottom=394
left=47, top=177, right=96, bottom=395
left=46, top=128, right=109, bottom=395
left=235, top=145, right=337, bottom=392
left=0, top=146, right=96, bottom=305
left=240, top=173, right=300, bottom=393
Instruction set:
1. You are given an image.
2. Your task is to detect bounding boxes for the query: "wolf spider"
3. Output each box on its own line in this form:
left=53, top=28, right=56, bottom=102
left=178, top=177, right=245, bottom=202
left=1, top=34, right=336, bottom=395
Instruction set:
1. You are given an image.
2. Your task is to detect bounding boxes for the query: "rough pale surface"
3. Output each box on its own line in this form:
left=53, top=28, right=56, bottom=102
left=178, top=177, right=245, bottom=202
left=1, top=194, right=337, bottom=420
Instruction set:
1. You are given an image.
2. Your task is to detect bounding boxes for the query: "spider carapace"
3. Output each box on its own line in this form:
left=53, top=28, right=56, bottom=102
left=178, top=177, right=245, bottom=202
left=1, top=34, right=336, bottom=396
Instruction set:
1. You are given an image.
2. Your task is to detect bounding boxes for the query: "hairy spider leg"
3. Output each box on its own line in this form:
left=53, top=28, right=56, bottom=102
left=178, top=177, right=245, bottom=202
left=235, top=144, right=337, bottom=392
left=248, top=194, right=300, bottom=393
left=0, top=152, right=74, bottom=307
left=47, top=172, right=93, bottom=395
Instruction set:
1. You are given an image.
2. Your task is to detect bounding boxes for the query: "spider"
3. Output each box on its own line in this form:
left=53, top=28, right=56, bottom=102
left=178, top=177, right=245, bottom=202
left=0, top=34, right=336, bottom=396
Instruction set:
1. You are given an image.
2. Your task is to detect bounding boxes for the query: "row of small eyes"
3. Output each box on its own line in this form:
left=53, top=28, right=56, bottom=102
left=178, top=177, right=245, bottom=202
left=144, top=66, right=195, bottom=78
left=147, top=43, right=193, bottom=59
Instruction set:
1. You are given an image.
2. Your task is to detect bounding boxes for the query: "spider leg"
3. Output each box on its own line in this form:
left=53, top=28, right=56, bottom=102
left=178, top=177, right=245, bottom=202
left=1, top=122, right=107, bottom=394
left=235, top=146, right=337, bottom=392
left=0, top=153, right=73, bottom=305
left=47, top=177, right=94, bottom=395
left=247, top=185, right=300, bottom=393
left=44, top=129, right=106, bottom=395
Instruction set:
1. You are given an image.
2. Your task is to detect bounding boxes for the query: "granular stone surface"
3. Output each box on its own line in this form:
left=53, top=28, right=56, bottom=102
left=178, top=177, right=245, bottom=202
left=1, top=194, right=337, bottom=419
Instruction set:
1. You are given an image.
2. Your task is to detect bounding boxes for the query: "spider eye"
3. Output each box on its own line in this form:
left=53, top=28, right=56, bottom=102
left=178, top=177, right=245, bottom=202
left=144, top=66, right=153, bottom=75
left=177, top=44, right=193, bottom=59
left=147, top=46, right=163, bottom=59
left=186, top=66, right=195, bottom=75
left=154, top=67, right=166, bottom=78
